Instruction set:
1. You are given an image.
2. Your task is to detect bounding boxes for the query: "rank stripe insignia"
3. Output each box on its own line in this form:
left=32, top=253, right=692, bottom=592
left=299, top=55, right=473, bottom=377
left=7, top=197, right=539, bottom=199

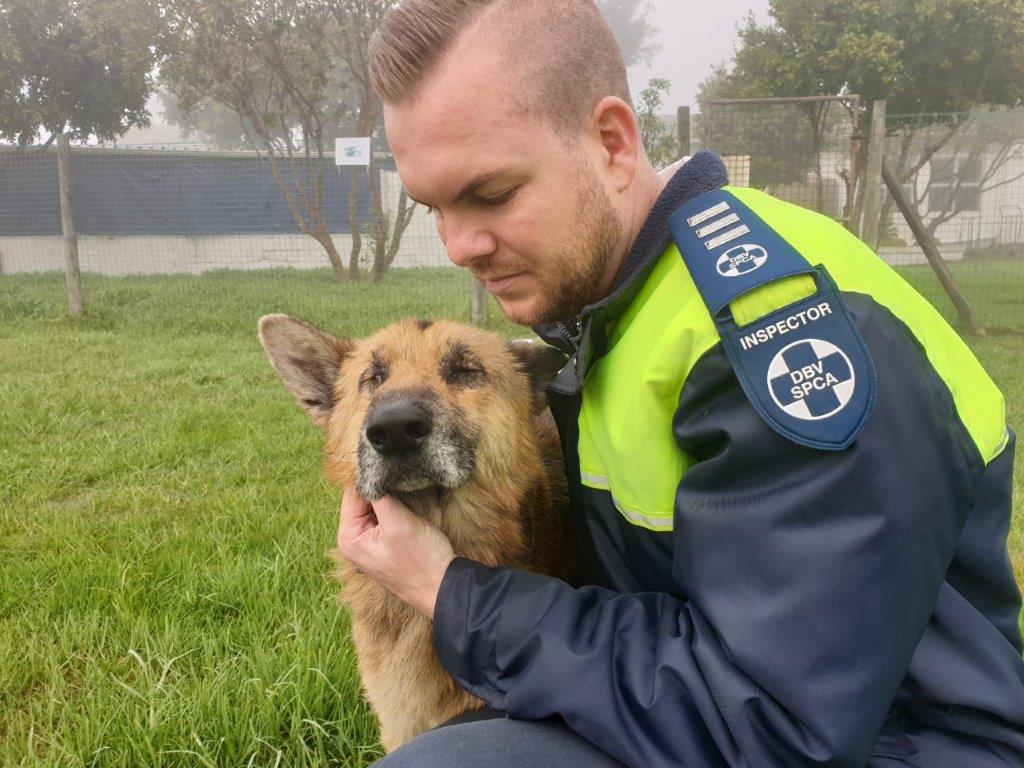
left=704, top=225, right=750, bottom=250
left=686, top=200, right=730, bottom=227
left=694, top=213, right=740, bottom=239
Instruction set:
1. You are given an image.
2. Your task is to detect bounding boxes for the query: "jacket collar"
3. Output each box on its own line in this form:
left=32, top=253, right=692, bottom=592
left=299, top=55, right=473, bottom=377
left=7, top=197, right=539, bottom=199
left=536, top=150, right=729, bottom=392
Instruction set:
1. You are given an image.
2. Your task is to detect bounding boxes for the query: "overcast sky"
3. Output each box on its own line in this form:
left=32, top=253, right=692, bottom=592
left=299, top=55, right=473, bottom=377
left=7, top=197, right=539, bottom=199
left=626, top=0, right=772, bottom=109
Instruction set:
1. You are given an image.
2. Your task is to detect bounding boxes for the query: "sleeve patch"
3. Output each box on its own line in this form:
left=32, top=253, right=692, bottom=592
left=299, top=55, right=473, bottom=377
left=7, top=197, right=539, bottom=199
left=670, top=189, right=877, bottom=451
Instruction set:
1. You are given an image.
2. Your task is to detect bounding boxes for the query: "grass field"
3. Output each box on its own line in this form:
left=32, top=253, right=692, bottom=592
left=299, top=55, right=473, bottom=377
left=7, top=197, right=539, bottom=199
left=1, top=264, right=1021, bottom=766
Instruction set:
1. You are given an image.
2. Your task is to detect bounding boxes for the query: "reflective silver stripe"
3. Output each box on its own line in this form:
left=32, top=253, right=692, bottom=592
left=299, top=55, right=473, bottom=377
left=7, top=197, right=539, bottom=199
left=996, top=429, right=1011, bottom=455
left=686, top=201, right=730, bottom=228
left=695, top=212, right=740, bottom=239
left=610, top=496, right=674, bottom=531
left=580, top=470, right=609, bottom=488
left=704, top=225, right=750, bottom=250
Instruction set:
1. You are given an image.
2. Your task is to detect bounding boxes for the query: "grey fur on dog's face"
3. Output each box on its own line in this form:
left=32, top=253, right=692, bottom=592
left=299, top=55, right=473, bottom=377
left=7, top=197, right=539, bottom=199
left=355, top=388, right=479, bottom=501
left=258, top=316, right=568, bottom=504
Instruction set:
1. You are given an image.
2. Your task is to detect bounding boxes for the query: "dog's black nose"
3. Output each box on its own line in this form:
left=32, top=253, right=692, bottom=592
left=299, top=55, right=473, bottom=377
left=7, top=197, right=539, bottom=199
left=365, top=401, right=433, bottom=457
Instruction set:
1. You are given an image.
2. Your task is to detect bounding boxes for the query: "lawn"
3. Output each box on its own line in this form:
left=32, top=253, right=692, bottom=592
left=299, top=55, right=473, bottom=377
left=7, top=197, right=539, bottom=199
left=0, top=264, right=1021, bottom=766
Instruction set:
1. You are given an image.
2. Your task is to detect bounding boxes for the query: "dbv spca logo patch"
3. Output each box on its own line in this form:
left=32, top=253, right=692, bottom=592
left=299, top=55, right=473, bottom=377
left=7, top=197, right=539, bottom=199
left=767, top=338, right=856, bottom=421
left=716, top=244, right=768, bottom=277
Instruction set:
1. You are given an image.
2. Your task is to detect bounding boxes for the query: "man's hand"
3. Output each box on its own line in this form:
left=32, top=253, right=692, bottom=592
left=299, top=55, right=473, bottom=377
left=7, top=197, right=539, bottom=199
left=337, top=489, right=455, bottom=618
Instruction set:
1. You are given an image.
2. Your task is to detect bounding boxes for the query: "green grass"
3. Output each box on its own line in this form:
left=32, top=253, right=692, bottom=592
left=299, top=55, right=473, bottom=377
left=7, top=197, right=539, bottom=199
left=0, top=264, right=1021, bottom=766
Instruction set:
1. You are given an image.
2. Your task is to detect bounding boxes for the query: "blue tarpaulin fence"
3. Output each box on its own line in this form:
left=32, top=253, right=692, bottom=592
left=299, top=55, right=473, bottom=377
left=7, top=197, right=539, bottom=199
left=0, top=147, right=386, bottom=236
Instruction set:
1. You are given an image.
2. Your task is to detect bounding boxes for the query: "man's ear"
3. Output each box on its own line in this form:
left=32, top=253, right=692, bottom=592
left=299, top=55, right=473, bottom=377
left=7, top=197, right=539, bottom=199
left=508, top=340, right=568, bottom=414
left=589, top=95, right=641, bottom=193
left=258, top=314, right=354, bottom=430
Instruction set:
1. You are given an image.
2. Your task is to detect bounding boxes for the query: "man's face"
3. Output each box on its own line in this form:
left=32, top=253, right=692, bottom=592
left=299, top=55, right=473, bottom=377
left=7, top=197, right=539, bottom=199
left=384, top=36, right=623, bottom=326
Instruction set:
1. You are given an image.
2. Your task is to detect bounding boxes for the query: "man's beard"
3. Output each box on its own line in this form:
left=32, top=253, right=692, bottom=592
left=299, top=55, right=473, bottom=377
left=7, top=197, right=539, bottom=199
left=506, top=161, right=623, bottom=327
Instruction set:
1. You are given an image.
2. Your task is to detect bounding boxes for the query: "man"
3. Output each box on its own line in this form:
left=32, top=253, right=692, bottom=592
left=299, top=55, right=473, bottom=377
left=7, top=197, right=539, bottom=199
left=337, top=1, right=1024, bottom=766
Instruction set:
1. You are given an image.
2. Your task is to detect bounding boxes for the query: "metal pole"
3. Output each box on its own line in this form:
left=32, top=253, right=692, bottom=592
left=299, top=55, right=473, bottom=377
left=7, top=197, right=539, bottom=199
left=56, top=133, right=84, bottom=317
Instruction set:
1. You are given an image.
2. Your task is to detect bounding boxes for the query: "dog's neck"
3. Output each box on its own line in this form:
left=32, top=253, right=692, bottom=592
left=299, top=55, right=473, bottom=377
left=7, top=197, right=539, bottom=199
left=394, top=429, right=542, bottom=567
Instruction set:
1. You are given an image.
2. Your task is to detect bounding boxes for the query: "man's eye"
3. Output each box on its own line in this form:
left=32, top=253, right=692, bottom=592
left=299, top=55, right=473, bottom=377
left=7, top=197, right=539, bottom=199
left=479, top=188, right=517, bottom=207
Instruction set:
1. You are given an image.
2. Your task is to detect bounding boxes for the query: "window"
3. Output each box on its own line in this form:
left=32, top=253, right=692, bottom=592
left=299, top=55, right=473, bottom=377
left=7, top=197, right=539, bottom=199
left=928, top=156, right=982, bottom=214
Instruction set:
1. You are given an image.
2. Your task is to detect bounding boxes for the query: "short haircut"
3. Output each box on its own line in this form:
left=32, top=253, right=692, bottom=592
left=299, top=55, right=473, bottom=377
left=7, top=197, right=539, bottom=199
left=368, top=0, right=633, bottom=135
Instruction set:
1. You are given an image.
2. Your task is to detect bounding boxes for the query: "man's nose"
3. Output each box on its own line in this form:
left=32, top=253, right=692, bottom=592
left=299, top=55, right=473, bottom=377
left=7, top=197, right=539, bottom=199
left=441, top=215, right=498, bottom=268
left=365, top=400, right=434, bottom=457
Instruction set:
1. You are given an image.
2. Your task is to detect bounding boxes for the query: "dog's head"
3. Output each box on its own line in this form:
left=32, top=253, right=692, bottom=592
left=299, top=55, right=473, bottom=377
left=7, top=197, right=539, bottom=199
left=258, top=315, right=566, bottom=501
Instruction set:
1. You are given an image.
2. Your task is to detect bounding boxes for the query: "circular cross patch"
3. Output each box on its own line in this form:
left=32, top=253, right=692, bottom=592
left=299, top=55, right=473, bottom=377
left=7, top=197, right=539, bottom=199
left=717, top=244, right=768, bottom=278
left=767, top=339, right=856, bottom=421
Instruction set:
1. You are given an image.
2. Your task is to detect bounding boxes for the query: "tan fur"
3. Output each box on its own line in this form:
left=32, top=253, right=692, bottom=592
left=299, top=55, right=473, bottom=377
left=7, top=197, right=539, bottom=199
left=258, top=316, right=570, bottom=751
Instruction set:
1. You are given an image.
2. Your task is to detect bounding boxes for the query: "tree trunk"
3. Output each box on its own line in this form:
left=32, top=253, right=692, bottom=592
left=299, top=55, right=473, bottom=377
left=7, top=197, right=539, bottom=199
left=346, top=169, right=363, bottom=281
left=56, top=133, right=84, bottom=317
left=311, top=227, right=347, bottom=282
left=369, top=160, right=391, bottom=283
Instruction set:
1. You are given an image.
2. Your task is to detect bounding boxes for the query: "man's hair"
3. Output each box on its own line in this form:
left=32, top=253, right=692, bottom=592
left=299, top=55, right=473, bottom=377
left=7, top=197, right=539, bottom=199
left=368, top=0, right=632, bottom=134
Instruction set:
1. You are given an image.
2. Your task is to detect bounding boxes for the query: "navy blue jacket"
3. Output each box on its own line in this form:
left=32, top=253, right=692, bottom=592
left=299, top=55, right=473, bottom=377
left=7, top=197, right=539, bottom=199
left=432, top=153, right=1024, bottom=767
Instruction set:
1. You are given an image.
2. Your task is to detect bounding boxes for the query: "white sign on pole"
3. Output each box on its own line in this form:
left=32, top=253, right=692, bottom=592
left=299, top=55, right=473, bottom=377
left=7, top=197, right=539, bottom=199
left=335, top=137, right=372, bottom=166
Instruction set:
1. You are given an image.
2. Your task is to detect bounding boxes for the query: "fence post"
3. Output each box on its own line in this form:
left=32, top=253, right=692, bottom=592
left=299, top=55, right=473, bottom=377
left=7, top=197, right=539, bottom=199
left=860, top=100, right=887, bottom=249
left=56, top=133, right=84, bottom=317
left=470, top=280, right=489, bottom=326
left=677, top=106, right=691, bottom=159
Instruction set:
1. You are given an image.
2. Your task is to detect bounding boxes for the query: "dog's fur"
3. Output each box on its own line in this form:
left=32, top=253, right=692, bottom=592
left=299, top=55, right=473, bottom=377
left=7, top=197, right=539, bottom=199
left=258, top=315, right=571, bottom=750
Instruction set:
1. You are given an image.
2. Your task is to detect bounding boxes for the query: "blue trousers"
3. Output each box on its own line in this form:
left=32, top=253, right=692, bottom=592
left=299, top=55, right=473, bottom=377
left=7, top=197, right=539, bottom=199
left=372, top=708, right=1016, bottom=767
left=372, top=708, right=625, bottom=767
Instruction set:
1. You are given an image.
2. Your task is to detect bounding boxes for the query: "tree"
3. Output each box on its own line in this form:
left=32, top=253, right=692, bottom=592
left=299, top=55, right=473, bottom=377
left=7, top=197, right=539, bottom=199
left=637, top=78, right=677, bottom=169
left=702, top=0, right=1024, bottom=225
left=0, top=0, right=159, bottom=317
left=158, top=0, right=416, bottom=282
left=897, top=107, right=1024, bottom=242
left=0, top=0, right=157, bottom=145
left=596, top=0, right=659, bottom=68
left=159, top=88, right=256, bottom=150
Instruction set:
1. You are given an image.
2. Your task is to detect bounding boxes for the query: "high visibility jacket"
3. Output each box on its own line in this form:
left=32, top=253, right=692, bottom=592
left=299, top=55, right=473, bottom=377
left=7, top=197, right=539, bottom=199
left=432, top=151, right=1024, bottom=768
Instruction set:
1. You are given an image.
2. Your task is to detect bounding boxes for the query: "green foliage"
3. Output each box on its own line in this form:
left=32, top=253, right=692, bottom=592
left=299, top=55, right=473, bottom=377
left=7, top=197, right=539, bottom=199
left=696, top=67, right=832, bottom=193
left=709, top=0, right=1024, bottom=112
left=637, top=78, right=678, bottom=169
left=156, top=0, right=415, bottom=282
left=0, top=0, right=158, bottom=145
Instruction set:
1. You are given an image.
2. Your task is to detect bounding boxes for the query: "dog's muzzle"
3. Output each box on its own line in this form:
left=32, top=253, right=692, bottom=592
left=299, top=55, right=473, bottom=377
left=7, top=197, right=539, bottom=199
left=357, top=393, right=476, bottom=500
left=365, top=400, right=433, bottom=458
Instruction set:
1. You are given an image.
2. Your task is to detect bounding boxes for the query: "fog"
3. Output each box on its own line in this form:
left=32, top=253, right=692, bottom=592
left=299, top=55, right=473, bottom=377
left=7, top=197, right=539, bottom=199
left=627, top=0, right=772, bottom=109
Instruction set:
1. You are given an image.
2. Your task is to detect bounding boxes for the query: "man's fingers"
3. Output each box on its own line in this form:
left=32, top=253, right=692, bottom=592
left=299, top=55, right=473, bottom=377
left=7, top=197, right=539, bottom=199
left=371, top=495, right=413, bottom=527
left=339, top=488, right=377, bottom=542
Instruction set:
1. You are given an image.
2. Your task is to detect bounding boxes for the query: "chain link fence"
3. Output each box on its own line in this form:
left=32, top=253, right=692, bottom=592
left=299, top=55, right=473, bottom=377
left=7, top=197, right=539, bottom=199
left=875, top=109, right=1024, bottom=324
left=0, top=143, right=448, bottom=279
left=696, top=98, right=1024, bottom=330
left=699, top=96, right=861, bottom=224
left=4, top=105, right=1023, bottom=331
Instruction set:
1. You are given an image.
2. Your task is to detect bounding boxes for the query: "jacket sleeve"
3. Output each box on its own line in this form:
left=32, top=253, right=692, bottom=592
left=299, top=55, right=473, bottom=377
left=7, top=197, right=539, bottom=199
left=431, top=299, right=982, bottom=768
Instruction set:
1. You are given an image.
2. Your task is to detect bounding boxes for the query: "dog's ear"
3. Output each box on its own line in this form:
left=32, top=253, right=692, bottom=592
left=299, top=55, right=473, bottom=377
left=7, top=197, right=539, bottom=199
left=258, top=314, right=354, bottom=430
left=508, top=339, right=568, bottom=414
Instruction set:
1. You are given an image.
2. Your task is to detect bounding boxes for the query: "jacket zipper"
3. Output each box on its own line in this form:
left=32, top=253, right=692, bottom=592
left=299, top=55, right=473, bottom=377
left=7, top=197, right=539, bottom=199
left=557, top=318, right=583, bottom=352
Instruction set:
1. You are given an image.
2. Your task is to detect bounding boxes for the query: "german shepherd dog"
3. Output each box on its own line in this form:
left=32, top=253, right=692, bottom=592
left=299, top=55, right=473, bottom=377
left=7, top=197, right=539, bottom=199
left=258, top=315, right=571, bottom=750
